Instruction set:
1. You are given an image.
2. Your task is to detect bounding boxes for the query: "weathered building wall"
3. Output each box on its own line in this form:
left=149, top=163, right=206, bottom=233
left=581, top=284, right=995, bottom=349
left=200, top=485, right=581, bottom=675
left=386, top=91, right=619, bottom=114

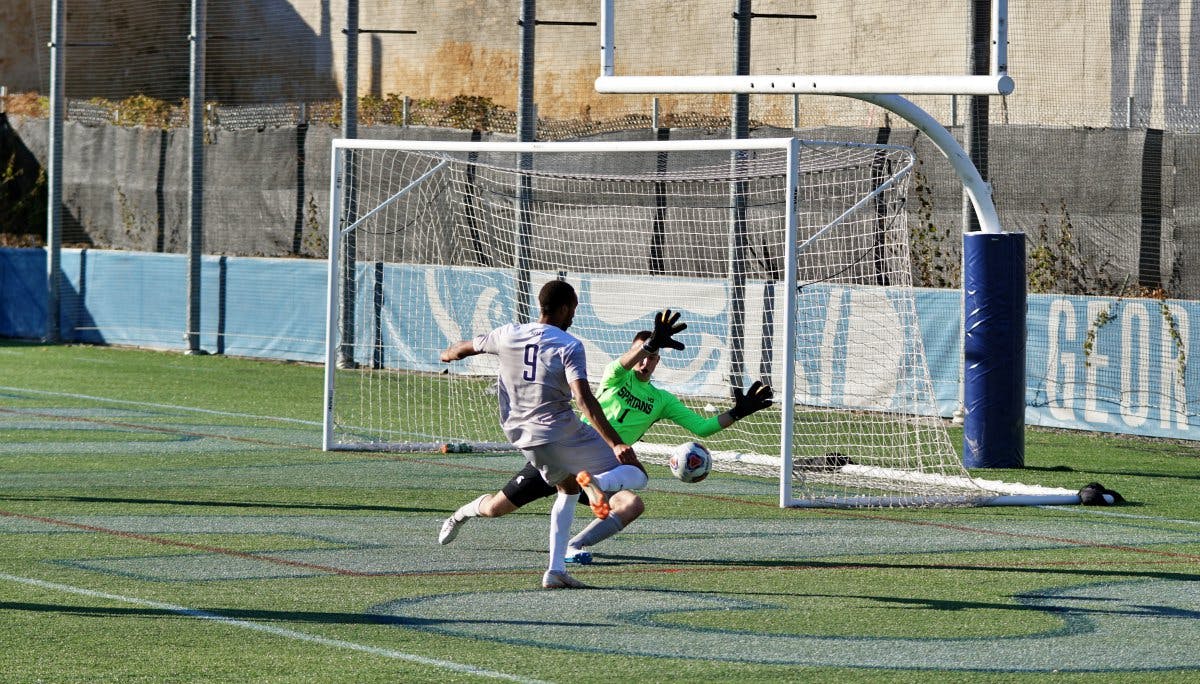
left=2, top=2, right=1197, bottom=129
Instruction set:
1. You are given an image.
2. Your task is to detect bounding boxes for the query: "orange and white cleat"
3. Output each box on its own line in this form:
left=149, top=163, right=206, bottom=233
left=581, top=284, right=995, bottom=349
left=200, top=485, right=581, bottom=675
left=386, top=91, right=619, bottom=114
left=575, top=470, right=610, bottom=519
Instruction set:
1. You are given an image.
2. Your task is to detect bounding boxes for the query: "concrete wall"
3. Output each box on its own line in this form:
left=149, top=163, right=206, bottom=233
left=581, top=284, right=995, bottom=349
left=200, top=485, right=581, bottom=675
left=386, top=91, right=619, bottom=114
left=5, top=246, right=1200, bottom=442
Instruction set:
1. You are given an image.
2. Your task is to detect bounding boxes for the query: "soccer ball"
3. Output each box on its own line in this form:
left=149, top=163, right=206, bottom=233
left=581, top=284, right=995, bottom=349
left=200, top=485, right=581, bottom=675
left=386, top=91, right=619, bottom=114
left=669, top=442, right=712, bottom=483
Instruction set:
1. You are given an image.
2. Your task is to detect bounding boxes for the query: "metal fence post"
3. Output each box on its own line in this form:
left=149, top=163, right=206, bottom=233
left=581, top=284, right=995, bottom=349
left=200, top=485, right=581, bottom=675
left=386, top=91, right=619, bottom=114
left=186, top=0, right=207, bottom=354
left=338, top=0, right=360, bottom=367
left=45, top=0, right=65, bottom=344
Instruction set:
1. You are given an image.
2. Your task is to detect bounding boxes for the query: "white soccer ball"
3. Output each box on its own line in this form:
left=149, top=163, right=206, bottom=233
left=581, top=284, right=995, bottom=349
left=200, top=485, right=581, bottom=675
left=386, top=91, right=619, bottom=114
left=669, top=442, right=712, bottom=483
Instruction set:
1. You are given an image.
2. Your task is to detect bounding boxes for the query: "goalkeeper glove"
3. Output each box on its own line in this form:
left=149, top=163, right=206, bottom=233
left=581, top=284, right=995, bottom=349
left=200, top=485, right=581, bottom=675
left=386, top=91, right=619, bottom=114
left=729, top=380, right=774, bottom=420
left=643, top=309, right=687, bottom=352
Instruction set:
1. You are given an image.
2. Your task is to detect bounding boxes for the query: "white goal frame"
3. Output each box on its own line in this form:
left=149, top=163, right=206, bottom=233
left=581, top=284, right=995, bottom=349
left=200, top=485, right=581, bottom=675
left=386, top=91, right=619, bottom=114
left=322, top=136, right=1080, bottom=508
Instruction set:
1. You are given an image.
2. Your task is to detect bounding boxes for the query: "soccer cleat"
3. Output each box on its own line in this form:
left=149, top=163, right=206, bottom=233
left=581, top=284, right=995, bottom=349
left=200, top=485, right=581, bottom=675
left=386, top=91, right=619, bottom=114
left=575, top=471, right=610, bottom=519
left=542, top=569, right=588, bottom=589
left=438, top=515, right=466, bottom=545
left=564, top=549, right=593, bottom=565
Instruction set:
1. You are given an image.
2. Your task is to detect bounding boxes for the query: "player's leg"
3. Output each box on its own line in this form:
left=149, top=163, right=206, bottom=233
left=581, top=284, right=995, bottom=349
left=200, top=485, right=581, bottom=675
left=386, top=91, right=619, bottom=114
left=522, top=443, right=590, bottom=587
left=586, top=464, right=647, bottom=495
left=527, top=427, right=614, bottom=520
left=576, top=461, right=647, bottom=521
left=557, top=425, right=647, bottom=518
left=438, top=463, right=554, bottom=544
left=566, top=490, right=645, bottom=564
left=583, top=430, right=648, bottom=493
left=542, top=480, right=588, bottom=589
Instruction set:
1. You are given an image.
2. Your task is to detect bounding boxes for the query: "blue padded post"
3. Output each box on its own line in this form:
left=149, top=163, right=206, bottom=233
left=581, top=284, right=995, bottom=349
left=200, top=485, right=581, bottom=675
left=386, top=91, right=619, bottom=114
left=963, top=232, right=1025, bottom=468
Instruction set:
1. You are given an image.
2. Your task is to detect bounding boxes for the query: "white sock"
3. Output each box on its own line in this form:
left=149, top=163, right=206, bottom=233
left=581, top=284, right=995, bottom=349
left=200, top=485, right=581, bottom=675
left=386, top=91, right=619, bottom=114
left=453, top=494, right=489, bottom=521
left=549, top=491, right=578, bottom=573
left=568, top=512, right=624, bottom=551
left=593, top=464, right=648, bottom=492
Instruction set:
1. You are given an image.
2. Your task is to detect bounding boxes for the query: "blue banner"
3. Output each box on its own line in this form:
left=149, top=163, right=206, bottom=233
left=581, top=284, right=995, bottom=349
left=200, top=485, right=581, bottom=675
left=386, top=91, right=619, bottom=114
left=3, top=247, right=1198, bottom=441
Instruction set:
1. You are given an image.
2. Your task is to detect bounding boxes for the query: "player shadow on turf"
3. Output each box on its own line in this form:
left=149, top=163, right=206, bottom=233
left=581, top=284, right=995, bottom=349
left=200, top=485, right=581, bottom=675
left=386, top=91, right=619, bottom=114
left=0, top=601, right=589, bottom=628
left=803, top=592, right=1200, bottom=620
left=0, top=493, right=439, bottom=514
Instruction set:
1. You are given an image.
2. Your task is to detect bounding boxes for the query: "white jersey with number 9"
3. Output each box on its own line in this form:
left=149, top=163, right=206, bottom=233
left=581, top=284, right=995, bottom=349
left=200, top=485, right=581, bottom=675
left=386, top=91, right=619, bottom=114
left=473, top=322, right=589, bottom=449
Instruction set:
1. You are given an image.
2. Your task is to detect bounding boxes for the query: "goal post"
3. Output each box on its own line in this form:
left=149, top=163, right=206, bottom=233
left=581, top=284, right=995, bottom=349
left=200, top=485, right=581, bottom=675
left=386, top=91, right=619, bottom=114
left=322, top=136, right=1074, bottom=507
left=591, top=0, right=1028, bottom=472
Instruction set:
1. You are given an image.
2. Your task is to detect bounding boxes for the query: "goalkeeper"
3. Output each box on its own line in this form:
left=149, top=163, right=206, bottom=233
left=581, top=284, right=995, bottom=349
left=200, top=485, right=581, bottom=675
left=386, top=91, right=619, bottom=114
left=438, top=316, right=774, bottom=564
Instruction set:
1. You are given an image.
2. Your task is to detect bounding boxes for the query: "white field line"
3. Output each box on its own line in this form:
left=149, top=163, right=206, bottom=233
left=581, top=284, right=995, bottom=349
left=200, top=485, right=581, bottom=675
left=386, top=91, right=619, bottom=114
left=0, top=385, right=320, bottom=426
left=1036, top=505, right=1200, bottom=526
left=0, top=572, right=547, bottom=684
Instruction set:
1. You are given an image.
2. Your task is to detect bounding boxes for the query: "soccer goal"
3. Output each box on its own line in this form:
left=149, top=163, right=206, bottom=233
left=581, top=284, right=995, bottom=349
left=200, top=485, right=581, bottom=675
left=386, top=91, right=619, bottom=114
left=323, top=137, right=1077, bottom=507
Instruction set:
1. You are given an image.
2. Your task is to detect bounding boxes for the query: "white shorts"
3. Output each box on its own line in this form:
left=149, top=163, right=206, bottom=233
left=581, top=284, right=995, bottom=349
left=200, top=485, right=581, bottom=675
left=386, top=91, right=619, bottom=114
left=522, top=423, right=618, bottom=487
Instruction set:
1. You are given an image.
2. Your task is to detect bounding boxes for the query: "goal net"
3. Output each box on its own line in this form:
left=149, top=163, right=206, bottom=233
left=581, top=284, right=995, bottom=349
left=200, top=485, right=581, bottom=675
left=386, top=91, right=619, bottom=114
left=324, top=137, right=1073, bottom=507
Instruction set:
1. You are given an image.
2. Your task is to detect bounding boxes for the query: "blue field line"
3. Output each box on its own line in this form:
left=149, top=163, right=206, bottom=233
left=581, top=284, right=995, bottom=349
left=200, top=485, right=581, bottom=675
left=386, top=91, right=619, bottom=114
left=0, top=572, right=548, bottom=683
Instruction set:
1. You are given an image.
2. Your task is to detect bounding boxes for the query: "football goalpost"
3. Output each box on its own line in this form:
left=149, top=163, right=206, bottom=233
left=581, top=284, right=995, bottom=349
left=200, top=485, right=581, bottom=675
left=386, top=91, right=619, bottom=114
left=593, top=0, right=1027, bottom=474
left=321, top=136, right=1079, bottom=507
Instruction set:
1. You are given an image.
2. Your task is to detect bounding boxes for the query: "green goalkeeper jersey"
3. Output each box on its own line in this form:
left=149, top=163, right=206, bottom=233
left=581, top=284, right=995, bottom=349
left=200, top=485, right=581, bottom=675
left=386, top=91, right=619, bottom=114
left=586, top=360, right=723, bottom=444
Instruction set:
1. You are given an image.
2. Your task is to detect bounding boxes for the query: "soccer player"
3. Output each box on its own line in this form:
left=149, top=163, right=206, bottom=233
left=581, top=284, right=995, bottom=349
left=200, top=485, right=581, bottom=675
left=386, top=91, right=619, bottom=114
left=438, top=327, right=775, bottom=564
left=438, top=280, right=684, bottom=589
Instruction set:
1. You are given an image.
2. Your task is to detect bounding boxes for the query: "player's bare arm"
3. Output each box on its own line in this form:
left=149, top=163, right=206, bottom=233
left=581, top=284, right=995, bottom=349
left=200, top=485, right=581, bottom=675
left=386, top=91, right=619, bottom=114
left=440, top=340, right=480, bottom=362
left=570, top=378, right=639, bottom=466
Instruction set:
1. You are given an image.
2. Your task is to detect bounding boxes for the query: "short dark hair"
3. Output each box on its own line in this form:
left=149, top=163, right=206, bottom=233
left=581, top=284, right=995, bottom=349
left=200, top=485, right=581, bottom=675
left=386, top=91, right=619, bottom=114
left=634, top=330, right=652, bottom=344
left=538, top=280, right=577, bottom=315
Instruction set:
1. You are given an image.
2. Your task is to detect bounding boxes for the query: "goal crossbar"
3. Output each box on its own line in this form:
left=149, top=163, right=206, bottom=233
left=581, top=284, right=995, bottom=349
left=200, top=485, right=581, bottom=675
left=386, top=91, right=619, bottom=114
left=594, top=74, right=1014, bottom=96
left=331, top=138, right=808, bottom=153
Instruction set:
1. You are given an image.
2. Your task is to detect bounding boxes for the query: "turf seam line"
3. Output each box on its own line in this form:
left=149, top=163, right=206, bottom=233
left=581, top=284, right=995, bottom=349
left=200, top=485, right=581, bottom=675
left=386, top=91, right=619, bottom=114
left=0, top=509, right=367, bottom=576
left=823, top=510, right=1200, bottom=562
left=6, top=508, right=1197, bottom=585
left=0, top=385, right=321, bottom=426
left=0, top=406, right=299, bottom=449
left=1039, top=505, right=1200, bottom=526
left=0, top=571, right=548, bottom=683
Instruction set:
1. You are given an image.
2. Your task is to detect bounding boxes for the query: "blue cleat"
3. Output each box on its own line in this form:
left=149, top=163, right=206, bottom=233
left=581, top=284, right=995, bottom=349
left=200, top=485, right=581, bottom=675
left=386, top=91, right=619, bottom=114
left=564, top=550, right=593, bottom=565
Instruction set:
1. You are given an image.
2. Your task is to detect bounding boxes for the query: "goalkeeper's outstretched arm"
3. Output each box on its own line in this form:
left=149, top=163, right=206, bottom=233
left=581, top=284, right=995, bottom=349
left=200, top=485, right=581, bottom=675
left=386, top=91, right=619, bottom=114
left=618, top=309, right=688, bottom=370
left=729, top=380, right=774, bottom=421
left=660, top=380, right=776, bottom=437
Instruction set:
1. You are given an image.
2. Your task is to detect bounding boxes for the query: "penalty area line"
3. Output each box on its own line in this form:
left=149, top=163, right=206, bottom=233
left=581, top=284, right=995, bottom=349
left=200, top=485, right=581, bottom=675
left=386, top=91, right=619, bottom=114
left=0, top=571, right=548, bottom=684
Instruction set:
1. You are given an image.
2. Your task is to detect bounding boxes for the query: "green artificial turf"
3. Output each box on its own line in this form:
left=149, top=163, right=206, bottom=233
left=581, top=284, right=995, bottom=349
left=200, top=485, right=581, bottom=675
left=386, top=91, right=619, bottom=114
left=1, top=341, right=1199, bottom=682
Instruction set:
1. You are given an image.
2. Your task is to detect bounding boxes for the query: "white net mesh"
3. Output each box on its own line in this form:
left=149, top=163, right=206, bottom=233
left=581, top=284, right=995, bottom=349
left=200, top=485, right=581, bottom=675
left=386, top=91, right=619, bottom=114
left=326, top=138, right=1009, bottom=507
